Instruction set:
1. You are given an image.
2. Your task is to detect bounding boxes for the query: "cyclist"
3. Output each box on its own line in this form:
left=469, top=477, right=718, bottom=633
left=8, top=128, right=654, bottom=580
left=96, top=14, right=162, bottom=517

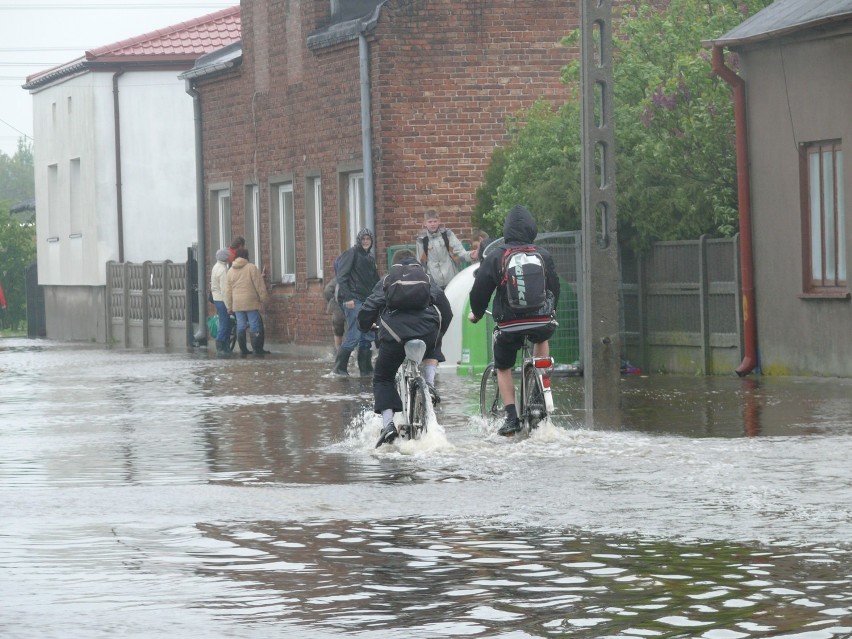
left=468, top=205, right=560, bottom=436
left=358, top=249, right=453, bottom=447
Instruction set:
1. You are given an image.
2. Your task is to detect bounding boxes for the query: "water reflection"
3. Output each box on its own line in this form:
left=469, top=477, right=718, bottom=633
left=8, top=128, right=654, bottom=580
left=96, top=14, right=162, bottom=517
left=2, top=340, right=852, bottom=638
left=176, top=519, right=852, bottom=637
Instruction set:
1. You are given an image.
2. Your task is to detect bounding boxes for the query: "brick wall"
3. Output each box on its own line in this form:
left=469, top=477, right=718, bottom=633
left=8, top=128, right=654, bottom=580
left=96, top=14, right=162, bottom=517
left=196, top=0, right=590, bottom=346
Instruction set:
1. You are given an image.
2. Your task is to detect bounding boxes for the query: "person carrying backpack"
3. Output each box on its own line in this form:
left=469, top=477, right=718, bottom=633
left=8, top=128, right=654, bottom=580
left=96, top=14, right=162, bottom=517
left=468, top=205, right=560, bottom=436
left=358, top=249, right=453, bottom=446
left=416, top=210, right=477, bottom=289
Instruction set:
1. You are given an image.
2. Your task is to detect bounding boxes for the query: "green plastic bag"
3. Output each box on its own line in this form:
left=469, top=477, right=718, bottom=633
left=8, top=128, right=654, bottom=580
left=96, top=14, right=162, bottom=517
left=207, top=314, right=218, bottom=336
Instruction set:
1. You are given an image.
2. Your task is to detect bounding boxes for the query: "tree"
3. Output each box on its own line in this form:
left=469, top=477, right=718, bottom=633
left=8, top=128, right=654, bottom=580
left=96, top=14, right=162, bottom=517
left=0, top=138, right=35, bottom=206
left=477, top=0, right=773, bottom=250
left=0, top=204, right=36, bottom=331
left=0, top=138, right=36, bottom=331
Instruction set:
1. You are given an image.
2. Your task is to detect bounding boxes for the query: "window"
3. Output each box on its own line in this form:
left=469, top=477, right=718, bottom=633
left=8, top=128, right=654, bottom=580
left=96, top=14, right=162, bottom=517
left=346, top=172, right=365, bottom=249
left=47, top=163, right=59, bottom=241
left=210, top=188, right=231, bottom=256
left=245, top=185, right=262, bottom=271
left=801, top=141, right=846, bottom=294
left=69, top=158, right=81, bottom=237
left=271, top=182, right=296, bottom=283
left=305, top=176, right=323, bottom=279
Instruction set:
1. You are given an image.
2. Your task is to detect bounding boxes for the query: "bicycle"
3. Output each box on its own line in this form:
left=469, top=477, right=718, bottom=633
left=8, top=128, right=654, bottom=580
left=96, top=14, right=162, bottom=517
left=389, top=338, right=432, bottom=443
left=479, top=330, right=554, bottom=435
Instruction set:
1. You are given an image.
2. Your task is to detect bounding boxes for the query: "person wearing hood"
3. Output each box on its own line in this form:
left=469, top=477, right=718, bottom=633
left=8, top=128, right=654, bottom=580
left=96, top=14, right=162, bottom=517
left=358, top=249, right=453, bottom=447
left=416, top=210, right=476, bottom=289
left=225, top=247, right=269, bottom=357
left=333, top=228, right=380, bottom=376
left=210, top=248, right=232, bottom=357
left=468, top=205, right=560, bottom=436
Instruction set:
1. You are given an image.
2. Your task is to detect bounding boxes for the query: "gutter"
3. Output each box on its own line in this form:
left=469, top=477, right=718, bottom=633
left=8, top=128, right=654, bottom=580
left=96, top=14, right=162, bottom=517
left=112, top=70, right=126, bottom=262
left=710, top=45, right=758, bottom=376
left=359, top=32, right=375, bottom=238
left=185, top=80, right=208, bottom=345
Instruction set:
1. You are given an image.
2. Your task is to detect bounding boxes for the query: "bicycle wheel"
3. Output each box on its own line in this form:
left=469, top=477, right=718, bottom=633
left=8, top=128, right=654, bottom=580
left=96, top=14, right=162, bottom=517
left=479, top=364, right=503, bottom=419
left=522, top=364, right=547, bottom=431
left=407, top=378, right=430, bottom=439
left=228, top=315, right=237, bottom=352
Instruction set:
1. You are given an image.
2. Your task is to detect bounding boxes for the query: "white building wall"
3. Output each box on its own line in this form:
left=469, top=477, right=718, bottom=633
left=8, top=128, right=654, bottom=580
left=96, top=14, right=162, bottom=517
left=33, top=72, right=118, bottom=287
left=118, top=70, right=198, bottom=263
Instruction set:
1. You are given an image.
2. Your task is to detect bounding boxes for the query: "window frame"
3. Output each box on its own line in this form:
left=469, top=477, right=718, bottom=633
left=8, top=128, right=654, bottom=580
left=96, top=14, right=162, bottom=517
left=305, top=175, right=324, bottom=279
left=270, top=181, right=296, bottom=284
left=209, top=187, right=231, bottom=257
left=245, top=184, right=262, bottom=271
left=799, top=140, right=847, bottom=298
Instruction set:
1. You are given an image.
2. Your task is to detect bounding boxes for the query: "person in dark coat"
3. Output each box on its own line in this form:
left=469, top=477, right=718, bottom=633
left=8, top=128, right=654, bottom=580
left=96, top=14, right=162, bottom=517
left=333, top=228, right=380, bottom=376
left=358, top=249, right=453, bottom=446
left=468, top=205, right=560, bottom=436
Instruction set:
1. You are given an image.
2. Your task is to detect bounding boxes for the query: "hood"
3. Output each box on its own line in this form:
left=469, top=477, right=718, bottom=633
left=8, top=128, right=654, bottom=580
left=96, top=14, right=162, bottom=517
left=355, top=228, right=374, bottom=251
left=231, top=257, right=249, bottom=269
left=503, top=205, right=537, bottom=244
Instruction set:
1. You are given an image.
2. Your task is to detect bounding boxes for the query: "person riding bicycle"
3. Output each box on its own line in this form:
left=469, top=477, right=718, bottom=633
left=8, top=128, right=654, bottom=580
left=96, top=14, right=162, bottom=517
left=468, top=205, right=560, bottom=436
left=358, top=249, right=453, bottom=447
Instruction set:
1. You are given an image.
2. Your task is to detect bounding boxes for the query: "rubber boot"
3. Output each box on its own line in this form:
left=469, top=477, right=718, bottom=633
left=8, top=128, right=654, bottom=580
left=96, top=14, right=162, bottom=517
left=255, top=327, right=270, bottom=355
left=216, top=339, right=231, bottom=359
left=250, top=332, right=265, bottom=357
left=237, top=332, right=250, bottom=358
left=333, top=347, right=353, bottom=377
left=357, top=347, right=374, bottom=377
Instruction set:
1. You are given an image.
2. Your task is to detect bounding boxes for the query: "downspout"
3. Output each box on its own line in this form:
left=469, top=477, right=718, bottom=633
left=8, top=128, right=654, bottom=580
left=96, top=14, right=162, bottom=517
left=358, top=32, right=375, bottom=237
left=185, top=79, right=207, bottom=344
left=112, top=70, right=125, bottom=262
left=711, top=45, right=758, bottom=376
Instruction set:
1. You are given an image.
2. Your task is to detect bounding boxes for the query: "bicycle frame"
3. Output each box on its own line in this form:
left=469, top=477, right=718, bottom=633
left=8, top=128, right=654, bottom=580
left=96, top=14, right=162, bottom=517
left=395, top=339, right=431, bottom=440
left=480, top=331, right=554, bottom=433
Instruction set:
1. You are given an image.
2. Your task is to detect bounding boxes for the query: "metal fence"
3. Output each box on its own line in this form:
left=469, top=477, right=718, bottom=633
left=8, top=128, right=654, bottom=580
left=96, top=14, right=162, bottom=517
left=106, top=260, right=190, bottom=348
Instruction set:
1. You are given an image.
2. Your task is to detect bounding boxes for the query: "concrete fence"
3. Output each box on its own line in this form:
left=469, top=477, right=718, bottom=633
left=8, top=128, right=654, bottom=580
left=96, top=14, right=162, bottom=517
left=106, top=260, right=190, bottom=348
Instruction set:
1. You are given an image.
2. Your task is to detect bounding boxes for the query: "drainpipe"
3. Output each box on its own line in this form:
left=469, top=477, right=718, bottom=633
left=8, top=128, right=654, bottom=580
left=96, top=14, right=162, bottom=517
left=185, top=80, right=207, bottom=344
left=112, top=70, right=125, bottom=262
left=358, top=32, right=375, bottom=238
left=711, top=45, right=758, bottom=376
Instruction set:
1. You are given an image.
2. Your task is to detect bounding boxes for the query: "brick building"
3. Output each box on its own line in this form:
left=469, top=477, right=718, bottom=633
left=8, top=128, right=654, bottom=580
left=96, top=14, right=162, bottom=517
left=184, top=0, right=576, bottom=346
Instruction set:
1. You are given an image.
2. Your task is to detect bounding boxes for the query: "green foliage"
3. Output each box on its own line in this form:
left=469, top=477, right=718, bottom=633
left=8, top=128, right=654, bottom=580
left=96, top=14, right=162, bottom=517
left=0, top=203, right=36, bottom=331
left=0, top=139, right=36, bottom=330
left=0, top=139, right=35, bottom=206
left=475, top=0, right=773, bottom=250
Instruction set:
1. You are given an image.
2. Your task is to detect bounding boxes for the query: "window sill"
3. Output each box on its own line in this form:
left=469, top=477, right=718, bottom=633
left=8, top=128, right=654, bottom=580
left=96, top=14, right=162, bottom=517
left=798, top=290, right=850, bottom=300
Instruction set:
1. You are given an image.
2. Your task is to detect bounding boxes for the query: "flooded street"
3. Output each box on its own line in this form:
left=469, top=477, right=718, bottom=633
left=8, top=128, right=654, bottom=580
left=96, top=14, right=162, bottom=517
left=1, top=339, right=851, bottom=638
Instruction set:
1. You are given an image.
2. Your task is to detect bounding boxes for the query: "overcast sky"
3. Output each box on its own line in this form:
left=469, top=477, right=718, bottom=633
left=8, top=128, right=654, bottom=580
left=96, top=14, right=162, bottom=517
left=0, top=1, right=233, bottom=157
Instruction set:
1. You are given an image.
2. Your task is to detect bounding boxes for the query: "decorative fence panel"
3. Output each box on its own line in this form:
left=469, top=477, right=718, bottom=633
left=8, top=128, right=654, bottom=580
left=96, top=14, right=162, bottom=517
left=106, top=261, right=190, bottom=349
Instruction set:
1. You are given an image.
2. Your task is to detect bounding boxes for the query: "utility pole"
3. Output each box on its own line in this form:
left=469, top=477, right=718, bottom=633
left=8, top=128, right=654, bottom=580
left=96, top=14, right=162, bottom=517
left=580, top=0, right=622, bottom=422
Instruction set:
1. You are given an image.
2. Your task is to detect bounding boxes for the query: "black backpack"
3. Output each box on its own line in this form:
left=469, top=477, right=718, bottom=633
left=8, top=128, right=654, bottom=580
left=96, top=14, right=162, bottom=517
left=420, top=230, right=459, bottom=264
left=384, top=262, right=432, bottom=310
left=500, top=246, right=548, bottom=313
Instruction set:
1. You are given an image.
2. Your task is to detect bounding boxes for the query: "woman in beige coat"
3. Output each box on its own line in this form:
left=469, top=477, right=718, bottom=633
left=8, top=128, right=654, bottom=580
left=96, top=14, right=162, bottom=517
left=225, top=247, right=269, bottom=356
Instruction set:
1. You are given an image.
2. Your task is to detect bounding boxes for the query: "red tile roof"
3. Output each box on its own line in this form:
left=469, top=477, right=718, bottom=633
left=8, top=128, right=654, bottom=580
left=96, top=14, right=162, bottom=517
left=25, top=6, right=240, bottom=87
left=87, top=6, right=241, bottom=62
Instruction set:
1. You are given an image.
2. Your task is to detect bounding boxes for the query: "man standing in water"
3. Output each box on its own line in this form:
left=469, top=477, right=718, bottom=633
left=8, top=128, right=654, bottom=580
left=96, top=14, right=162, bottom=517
left=333, top=228, right=380, bottom=377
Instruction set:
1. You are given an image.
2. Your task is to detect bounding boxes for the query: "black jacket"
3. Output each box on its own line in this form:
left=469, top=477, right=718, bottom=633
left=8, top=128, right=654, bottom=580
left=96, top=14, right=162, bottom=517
left=358, top=258, right=453, bottom=346
left=469, top=205, right=560, bottom=323
left=336, top=243, right=379, bottom=304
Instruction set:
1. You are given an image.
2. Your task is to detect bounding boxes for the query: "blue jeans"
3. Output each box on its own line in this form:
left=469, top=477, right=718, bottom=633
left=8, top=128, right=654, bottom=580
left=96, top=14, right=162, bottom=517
left=341, top=301, right=375, bottom=351
left=235, top=309, right=263, bottom=336
left=214, top=301, right=230, bottom=342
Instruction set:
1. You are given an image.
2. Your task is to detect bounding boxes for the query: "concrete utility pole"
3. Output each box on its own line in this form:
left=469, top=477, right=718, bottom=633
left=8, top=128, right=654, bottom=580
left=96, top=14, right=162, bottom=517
left=580, top=0, right=622, bottom=420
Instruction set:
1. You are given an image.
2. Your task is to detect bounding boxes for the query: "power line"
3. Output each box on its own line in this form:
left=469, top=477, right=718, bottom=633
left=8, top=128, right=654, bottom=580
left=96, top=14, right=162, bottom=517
left=0, top=47, right=91, bottom=52
left=0, top=116, right=31, bottom=138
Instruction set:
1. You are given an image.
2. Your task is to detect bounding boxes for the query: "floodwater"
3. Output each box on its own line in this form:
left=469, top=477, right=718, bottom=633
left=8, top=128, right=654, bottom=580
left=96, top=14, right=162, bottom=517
left=1, top=338, right=851, bottom=639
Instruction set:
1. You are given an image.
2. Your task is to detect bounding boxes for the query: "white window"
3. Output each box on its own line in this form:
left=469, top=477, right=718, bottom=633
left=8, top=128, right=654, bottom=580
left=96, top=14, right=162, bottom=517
left=801, top=141, right=846, bottom=294
left=245, top=184, right=262, bottom=270
left=210, top=188, right=231, bottom=253
left=47, top=163, right=59, bottom=241
left=347, top=172, right=365, bottom=248
left=271, top=183, right=296, bottom=283
left=306, top=176, right=323, bottom=279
